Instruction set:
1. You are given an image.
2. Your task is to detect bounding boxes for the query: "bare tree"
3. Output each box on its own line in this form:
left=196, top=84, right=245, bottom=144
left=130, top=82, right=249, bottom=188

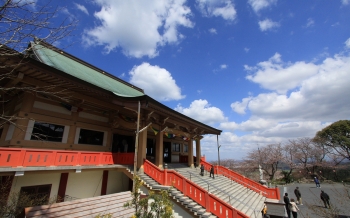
left=1, top=0, right=77, bottom=53
left=0, top=0, right=77, bottom=131
left=245, top=143, right=283, bottom=180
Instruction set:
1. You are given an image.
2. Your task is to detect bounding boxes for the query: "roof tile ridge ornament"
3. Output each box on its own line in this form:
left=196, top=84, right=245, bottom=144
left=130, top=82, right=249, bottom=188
left=30, top=37, right=144, bottom=93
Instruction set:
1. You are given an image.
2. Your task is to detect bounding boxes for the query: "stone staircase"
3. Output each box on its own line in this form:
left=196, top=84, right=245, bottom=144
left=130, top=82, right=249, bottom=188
left=168, top=164, right=266, bottom=218
left=125, top=167, right=216, bottom=218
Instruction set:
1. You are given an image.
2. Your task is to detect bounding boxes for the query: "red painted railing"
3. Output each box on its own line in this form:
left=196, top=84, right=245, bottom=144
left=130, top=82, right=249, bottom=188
left=144, top=159, right=249, bottom=218
left=201, top=160, right=280, bottom=200
left=0, top=148, right=134, bottom=167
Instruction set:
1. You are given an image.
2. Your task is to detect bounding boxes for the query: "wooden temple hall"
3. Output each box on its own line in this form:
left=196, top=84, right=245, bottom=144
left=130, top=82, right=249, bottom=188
left=0, top=38, right=221, bottom=200
left=0, top=39, right=221, bottom=170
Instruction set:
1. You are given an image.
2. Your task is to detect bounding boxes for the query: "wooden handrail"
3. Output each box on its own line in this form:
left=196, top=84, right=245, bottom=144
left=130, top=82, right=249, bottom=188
left=0, top=148, right=134, bottom=167
left=201, top=159, right=280, bottom=200
left=143, top=159, right=249, bottom=218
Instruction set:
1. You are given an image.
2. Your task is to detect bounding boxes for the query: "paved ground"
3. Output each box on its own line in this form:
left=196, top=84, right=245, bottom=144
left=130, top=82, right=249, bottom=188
left=277, top=182, right=350, bottom=218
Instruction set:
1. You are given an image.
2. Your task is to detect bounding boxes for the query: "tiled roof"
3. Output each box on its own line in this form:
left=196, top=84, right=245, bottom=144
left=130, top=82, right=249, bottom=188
left=31, top=41, right=144, bottom=98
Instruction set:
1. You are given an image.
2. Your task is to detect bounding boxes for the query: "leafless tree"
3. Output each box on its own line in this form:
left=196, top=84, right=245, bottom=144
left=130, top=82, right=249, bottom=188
left=245, top=143, right=283, bottom=180
left=0, top=0, right=77, bottom=130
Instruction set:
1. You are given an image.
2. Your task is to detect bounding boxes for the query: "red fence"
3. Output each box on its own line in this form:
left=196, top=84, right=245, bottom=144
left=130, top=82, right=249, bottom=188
left=201, top=160, right=280, bottom=200
left=0, top=148, right=134, bottom=167
left=143, top=159, right=249, bottom=218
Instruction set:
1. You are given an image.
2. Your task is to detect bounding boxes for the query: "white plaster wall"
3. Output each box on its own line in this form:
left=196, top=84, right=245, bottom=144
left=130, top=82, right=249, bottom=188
left=10, top=172, right=61, bottom=199
left=106, top=170, right=130, bottom=194
left=66, top=170, right=103, bottom=198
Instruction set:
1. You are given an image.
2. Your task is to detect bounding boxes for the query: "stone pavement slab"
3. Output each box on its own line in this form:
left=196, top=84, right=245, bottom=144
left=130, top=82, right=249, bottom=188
left=276, top=182, right=350, bottom=218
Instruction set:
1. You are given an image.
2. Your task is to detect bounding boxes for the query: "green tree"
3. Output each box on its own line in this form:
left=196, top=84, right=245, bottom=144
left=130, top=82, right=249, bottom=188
left=315, top=120, right=350, bottom=161
left=124, top=176, right=173, bottom=218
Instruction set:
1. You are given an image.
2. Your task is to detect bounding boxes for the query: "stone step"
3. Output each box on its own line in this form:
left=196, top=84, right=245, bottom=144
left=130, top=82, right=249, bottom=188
left=170, top=164, right=267, bottom=218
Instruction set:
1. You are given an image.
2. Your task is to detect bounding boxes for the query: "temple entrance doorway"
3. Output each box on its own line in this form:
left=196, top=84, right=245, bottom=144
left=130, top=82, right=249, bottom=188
left=163, top=142, right=171, bottom=163
left=112, top=134, right=134, bottom=153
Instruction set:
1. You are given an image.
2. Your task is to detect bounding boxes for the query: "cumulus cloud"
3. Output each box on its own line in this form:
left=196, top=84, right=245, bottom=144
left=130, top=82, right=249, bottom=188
left=175, top=99, right=226, bottom=125
left=196, top=0, right=237, bottom=21
left=258, top=19, right=280, bottom=31
left=345, top=38, right=350, bottom=48
left=209, top=28, right=217, bottom=34
left=248, top=0, right=277, bottom=13
left=220, top=118, right=277, bottom=132
left=245, top=53, right=319, bottom=94
left=75, top=3, right=89, bottom=15
left=231, top=96, right=252, bottom=114
left=237, top=53, right=350, bottom=122
left=83, top=0, right=193, bottom=58
left=129, top=63, right=185, bottom=101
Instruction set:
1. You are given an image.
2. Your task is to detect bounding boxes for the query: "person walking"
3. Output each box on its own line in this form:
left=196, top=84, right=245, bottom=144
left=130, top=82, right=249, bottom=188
left=314, top=176, right=321, bottom=188
left=210, top=166, right=215, bottom=179
left=294, top=187, right=302, bottom=205
left=284, top=193, right=291, bottom=218
left=289, top=199, right=300, bottom=218
left=261, top=203, right=268, bottom=218
left=200, top=164, right=204, bottom=176
left=320, top=190, right=331, bottom=208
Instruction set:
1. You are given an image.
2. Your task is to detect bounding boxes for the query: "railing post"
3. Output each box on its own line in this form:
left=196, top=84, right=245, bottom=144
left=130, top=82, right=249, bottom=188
left=205, top=192, right=210, bottom=212
left=164, top=163, right=168, bottom=185
left=183, top=177, right=187, bottom=197
left=18, top=149, right=26, bottom=167
left=50, top=150, right=57, bottom=166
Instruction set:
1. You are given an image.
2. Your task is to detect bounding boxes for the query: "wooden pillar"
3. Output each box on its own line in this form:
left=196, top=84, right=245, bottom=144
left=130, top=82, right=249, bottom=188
left=188, top=139, right=194, bottom=168
left=155, top=130, right=163, bottom=168
left=66, top=112, right=78, bottom=146
left=196, top=139, right=201, bottom=164
left=57, top=173, right=69, bottom=202
left=101, top=170, right=108, bottom=195
left=137, top=126, right=147, bottom=173
left=12, top=92, right=35, bottom=140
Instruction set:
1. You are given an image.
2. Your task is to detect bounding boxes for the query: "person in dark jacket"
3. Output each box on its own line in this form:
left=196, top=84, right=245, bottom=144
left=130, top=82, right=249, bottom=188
left=294, top=187, right=302, bottom=205
left=314, top=176, right=321, bottom=188
left=320, top=190, right=330, bottom=208
left=200, top=164, right=204, bottom=176
left=284, top=193, right=291, bottom=218
left=210, top=166, right=215, bottom=179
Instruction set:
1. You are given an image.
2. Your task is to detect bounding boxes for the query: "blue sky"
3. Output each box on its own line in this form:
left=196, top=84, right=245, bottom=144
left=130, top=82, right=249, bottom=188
left=50, top=0, right=350, bottom=161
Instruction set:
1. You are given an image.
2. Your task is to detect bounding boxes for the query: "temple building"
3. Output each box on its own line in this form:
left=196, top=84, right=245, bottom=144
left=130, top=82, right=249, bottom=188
left=0, top=39, right=221, bottom=216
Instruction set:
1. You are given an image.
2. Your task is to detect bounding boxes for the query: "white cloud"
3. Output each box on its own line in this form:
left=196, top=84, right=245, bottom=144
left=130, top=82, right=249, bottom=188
left=231, top=96, right=252, bottom=114
left=209, top=28, right=217, bottom=34
left=248, top=0, right=277, bottom=13
left=75, top=3, right=89, bottom=15
left=220, top=64, right=227, bottom=69
left=345, top=38, right=350, bottom=48
left=341, top=0, right=350, bottom=5
left=305, top=18, right=314, bottom=28
left=244, top=47, right=250, bottom=53
left=245, top=53, right=319, bottom=94
left=83, top=0, right=193, bottom=58
left=196, top=0, right=237, bottom=21
left=175, top=99, right=226, bottom=125
left=129, top=63, right=185, bottom=101
left=220, top=118, right=277, bottom=132
left=237, top=53, right=350, bottom=122
left=258, top=19, right=280, bottom=31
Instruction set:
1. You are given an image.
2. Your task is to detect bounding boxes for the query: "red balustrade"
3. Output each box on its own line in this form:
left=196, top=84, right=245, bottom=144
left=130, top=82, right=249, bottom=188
left=201, top=160, right=280, bottom=200
left=143, top=159, right=249, bottom=218
left=0, top=148, right=134, bottom=167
